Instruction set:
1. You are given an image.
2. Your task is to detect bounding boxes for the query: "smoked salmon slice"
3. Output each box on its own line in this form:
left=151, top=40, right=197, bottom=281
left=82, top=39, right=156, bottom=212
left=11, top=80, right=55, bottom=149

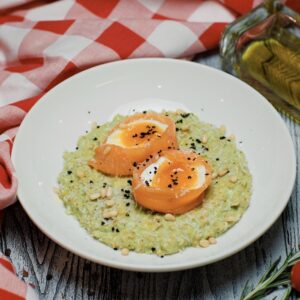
left=89, top=112, right=178, bottom=176
left=132, top=149, right=212, bottom=214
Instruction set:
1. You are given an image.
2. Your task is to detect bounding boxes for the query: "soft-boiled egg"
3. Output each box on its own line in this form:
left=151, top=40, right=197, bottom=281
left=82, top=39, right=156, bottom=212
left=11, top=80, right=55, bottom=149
left=132, top=149, right=212, bottom=214
left=89, top=112, right=178, bottom=176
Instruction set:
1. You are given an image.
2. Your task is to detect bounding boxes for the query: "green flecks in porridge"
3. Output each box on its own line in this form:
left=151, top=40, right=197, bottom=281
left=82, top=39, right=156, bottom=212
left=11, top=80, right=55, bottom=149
left=56, top=111, right=252, bottom=256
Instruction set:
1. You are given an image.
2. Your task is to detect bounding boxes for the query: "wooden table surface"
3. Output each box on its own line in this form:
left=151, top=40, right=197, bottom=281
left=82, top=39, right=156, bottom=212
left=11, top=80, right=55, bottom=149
left=1, top=53, right=299, bottom=300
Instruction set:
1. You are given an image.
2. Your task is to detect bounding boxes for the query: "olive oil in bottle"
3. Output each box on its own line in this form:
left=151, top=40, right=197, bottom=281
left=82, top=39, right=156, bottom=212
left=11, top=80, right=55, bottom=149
left=220, top=0, right=300, bottom=122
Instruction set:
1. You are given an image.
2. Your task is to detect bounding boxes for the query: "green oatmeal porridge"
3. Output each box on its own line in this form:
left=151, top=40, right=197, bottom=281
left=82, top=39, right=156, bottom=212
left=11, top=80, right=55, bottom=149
left=56, top=111, right=252, bottom=256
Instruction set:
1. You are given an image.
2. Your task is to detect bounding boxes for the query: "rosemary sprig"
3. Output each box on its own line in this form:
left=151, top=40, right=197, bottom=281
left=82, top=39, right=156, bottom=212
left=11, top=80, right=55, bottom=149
left=240, top=250, right=300, bottom=300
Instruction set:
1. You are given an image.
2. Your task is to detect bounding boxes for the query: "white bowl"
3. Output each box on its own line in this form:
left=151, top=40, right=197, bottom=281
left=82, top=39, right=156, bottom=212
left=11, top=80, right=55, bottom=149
left=12, top=58, right=296, bottom=272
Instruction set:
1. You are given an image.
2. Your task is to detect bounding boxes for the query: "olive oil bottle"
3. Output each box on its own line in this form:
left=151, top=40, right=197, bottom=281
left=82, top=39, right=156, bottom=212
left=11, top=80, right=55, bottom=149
left=220, top=0, right=300, bottom=122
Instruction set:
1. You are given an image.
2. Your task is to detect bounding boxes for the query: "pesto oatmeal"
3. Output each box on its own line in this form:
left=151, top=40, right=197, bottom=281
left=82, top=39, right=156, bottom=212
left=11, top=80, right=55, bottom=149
left=56, top=111, right=252, bottom=256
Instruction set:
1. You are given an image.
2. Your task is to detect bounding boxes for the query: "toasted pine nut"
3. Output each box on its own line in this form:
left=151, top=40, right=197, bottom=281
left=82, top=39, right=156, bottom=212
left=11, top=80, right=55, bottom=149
left=106, top=200, right=115, bottom=207
left=201, top=135, right=208, bottom=144
left=90, top=193, right=100, bottom=200
left=175, top=109, right=185, bottom=115
left=103, top=209, right=118, bottom=219
left=100, top=188, right=107, bottom=198
left=164, top=213, right=176, bottom=221
left=228, top=134, right=236, bottom=141
left=231, top=200, right=240, bottom=207
left=103, top=146, right=111, bottom=155
left=199, top=239, right=210, bottom=248
left=121, top=248, right=129, bottom=256
left=91, top=122, right=97, bottom=130
left=76, top=170, right=85, bottom=178
left=181, top=125, right=189, bottom=132
left=212, top=172, right=218, bottom=179
left=226, top=216, right=237, bottom=223
left=208, top=237, right=217, bottom=245
left=220, top=124, right=226, bottom=134
left=218, top=169, right=228, bottom=177
left=229, top=176, right=238, bottom=183
left=106, top=187, right=113, bottom=198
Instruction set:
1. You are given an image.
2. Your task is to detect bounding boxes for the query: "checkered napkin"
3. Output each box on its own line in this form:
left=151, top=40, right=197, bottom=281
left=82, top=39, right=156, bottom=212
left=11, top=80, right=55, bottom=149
left=0, top=0, right=299, bottom=298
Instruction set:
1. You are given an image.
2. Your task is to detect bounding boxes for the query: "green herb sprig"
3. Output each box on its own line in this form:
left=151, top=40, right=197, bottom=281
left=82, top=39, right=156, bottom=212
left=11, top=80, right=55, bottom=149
left=240, top=250, right=300, bottom=300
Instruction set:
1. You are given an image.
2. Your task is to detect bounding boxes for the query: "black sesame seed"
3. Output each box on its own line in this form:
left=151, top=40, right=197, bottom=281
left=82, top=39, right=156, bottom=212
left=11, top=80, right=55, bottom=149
left=67, top=171, right=72, bottom=175
left=93, top=137, right=98, bottom=141
left=181, top=113, right=190, bottom=118
left=143, top=111, right=147, bottom=114
left=151, top=247, right=156, bottom=251
left=70, top=180, right=73, bottom=183
left=196, top=139, right=201, bottom=143
left=89, top=180, right=94, bottom=184
left=76, top=147, right=79, bottom=150
left=113, top=247, right=118, bottom=251
left=133, top=162, right=138, bottom=167
left=97, top=125, right=100, bottom=128
left=160, top=255, right=164, bottom=258
left=127, top=179, right=132, bottom=185
left=145, top=181, right=150, bottom=186
left=126, top=203, right=130, bottom=207
left=125, top=190, right=130, bottom=194
left=112, top=227, right=115, bottom=232
left=219, top=136, right=226, bottom=140
left=168, top=184, right=172, bottom=188
left=187, top=176, right=192, bottom=179
left=116, top=229, right=120, bottom=233
left=176, top=128, right=179, bottom=132
left=101, top=221, right=105, bottom=225
left=216, top=158, right=219, bottom=161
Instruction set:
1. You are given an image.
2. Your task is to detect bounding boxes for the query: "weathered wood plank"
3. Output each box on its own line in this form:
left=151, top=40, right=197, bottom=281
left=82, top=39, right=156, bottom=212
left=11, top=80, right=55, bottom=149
left=0, top=53, right=298, bottom=299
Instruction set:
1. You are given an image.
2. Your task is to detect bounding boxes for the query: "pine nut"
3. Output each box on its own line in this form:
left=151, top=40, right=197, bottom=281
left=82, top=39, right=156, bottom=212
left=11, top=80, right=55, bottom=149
left=231, top=200, right=240, bottom=207
left=181, top=125, right=189, bottom=132
left=208, top=237, right=217, bottom=245
left=76, top=170, right=85, bottom=178
left=164, top=213, right=176, bottom=221
left=106, top=200, right=115, bottom=207
left=218, top=169, right=228, bottom=177
left=220, top=124, right=226, bottom=134
left=226, top=216, right=237, bottom=223
left=106, top=187, right=113, bottom=198
left=100, top=188, right=107, bottom=198
left=228, top=134, right=236, bottom=141
left=121, top=248, right=129, bottom=256
left=176, top=109, right=185, bottom=115
left=90, top=193, right=100, bottom=200
left=103, top=209, right=118, bottom=219
left=212, top=172, right=218, bottom=179
left=201, top=135, right=208, bottom=144
left=229, top=176, right=238, bottom=183
left=91, top=122, right=97, bottom=130
left=199, top=239, right=210, bottom=248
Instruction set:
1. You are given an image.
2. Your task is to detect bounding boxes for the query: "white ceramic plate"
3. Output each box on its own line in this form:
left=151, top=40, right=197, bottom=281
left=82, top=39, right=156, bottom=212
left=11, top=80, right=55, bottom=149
left=12, top=58, right=296, bottom=272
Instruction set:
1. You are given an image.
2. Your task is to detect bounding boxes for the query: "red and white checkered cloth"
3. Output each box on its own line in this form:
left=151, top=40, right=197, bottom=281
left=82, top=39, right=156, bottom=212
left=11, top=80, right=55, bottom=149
left=0, top=0, right=299, bottom=299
